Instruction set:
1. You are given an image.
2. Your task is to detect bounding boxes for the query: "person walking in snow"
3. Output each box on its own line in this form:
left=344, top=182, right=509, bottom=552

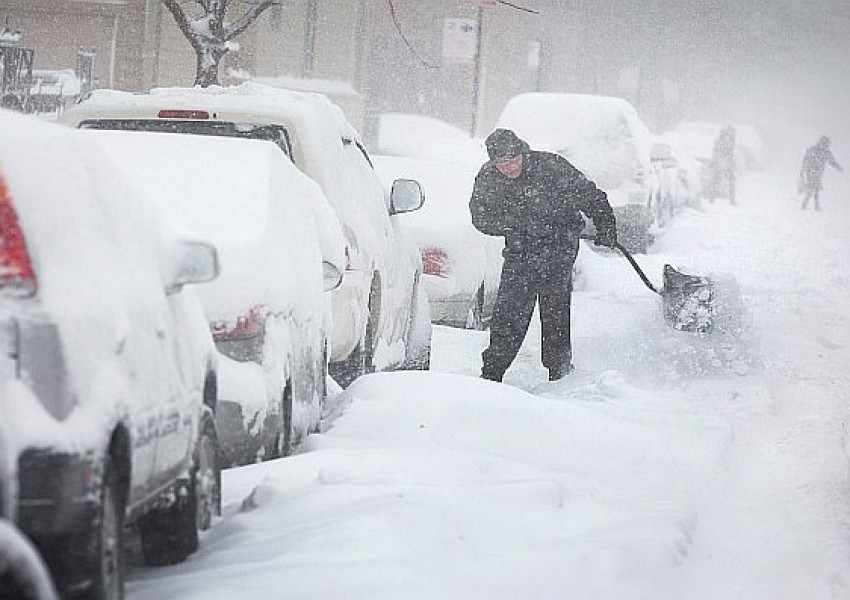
left=469, top=128, right=618, bottom=383
left=799, top=135, right=843, bottom=211
left=707, top=125, right=737, bottom=204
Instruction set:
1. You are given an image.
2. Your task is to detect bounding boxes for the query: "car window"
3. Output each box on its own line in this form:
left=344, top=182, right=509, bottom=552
left=78, top=119, right=294, bottom=159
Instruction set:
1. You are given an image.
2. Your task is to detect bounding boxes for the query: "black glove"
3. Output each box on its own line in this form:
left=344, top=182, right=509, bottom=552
left=593, top=230, right=617, bottom=248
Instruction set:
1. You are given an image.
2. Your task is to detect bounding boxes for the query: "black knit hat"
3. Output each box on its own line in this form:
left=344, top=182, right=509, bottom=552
left=485, top=128, right=527, bottom=160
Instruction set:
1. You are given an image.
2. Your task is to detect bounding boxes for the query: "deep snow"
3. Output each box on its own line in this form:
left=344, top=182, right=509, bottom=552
left=125, top=155, right=850, bottom=599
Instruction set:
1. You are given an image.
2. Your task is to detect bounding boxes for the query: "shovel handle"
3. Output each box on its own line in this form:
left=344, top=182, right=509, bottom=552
left=579, top=234, right=661, bottom=295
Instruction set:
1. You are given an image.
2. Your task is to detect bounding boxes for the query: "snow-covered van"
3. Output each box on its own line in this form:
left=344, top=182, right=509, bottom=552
left=61, top=83, right=432, bottom=387
left=496, top=93, right=659, bottom=252
left=0, top=109, right=221, bottom=598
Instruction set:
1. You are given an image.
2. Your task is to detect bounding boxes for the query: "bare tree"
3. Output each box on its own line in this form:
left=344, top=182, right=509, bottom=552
left=162, top=0, right=280, bottom=87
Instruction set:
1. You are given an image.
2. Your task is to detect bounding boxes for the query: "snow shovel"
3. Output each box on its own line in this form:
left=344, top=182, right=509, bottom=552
left=580, top=235, right=716, bottom=334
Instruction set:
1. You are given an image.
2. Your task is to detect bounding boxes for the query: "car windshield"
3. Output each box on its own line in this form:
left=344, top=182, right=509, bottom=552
left=78, top=119, right=293, bottom=159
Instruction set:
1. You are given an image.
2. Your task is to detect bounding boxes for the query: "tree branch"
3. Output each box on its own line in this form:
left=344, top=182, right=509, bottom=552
left=225, top=0, right=280, bottom=40
left=161, top=0, right=204, bottom=52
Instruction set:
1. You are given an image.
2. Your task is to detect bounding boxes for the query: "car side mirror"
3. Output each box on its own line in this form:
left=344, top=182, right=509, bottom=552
left=322, top=260, right=343, bottom=291
left=167, top=240, right=220, bottom=294
left=389, top=178, right=424, bottom=215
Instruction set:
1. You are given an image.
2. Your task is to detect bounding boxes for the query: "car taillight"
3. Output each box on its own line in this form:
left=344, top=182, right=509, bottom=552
left=211, top=306, right=265, bottom=341
left=344, top=244, right=352, bottom=271
left=0, top=171, right=37, bottom=298
left=421, top=248, right=449, bottom=277
left=157, top=109, right=210, bottom=120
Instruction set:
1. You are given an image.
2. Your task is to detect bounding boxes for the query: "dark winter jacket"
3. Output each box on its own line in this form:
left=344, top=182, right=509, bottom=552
left=801, top=143, right=842, bottom=185
left=469, top=150, right=616, bottom=261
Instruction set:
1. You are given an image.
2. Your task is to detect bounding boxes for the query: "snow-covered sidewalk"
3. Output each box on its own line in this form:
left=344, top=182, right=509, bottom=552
left=126, top=163, right=850, bottom=599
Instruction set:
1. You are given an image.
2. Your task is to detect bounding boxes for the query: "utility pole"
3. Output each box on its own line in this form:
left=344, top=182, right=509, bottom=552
left=470, top=5, right=484, bottom=137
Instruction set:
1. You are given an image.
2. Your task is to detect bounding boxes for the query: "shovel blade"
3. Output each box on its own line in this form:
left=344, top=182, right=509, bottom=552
left=661, top=264, right=715, bottom=333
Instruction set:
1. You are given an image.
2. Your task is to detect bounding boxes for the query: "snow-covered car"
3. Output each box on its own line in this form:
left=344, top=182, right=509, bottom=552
left=85, top=130, right=345, bottom=467
left=372, top=154, right=502, bottom=330
left=62, top=82, right=432, bottom=387
left=496, top=93, right=659, bottom=252
left=0, top=110, right=221, bottom=597
left=375, top=112, right=472, bottom=157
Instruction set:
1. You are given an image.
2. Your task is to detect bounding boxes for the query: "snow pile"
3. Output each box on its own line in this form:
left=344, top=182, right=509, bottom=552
left=376, top=112, right=471, bottom=157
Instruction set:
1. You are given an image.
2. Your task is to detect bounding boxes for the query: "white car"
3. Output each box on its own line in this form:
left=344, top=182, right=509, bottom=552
left=373, top=154, right=502, bottom=330
left=85, top=130, right=345, bottom=467
left=0, top=109, right=221, bottom=597
left=62, top=82, right=431, bottom=387
left=496, top=93, right=659, bottom=252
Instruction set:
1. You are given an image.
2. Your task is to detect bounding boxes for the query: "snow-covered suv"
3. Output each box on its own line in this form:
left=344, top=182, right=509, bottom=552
left=0, top=110, right=222, bottom=598
left=62, top=83, right=432, bottom=387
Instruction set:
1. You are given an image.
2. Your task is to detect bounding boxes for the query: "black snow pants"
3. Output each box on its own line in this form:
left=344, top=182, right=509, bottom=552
left=481, top=240, right=578, bottom=381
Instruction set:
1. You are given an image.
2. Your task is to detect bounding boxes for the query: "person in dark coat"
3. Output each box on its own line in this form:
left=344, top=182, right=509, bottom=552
left=799, top=135, right=843, bottom=210
left=469, top=128, right=617, bottom=383
left=707, top=125, right=737, bottom=204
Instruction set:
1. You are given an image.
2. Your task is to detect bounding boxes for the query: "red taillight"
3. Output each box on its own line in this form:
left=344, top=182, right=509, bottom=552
left=344, top=244, right=352, bottom=271
left=421, top=248, right=449, bottom=277
left=211, top=306, right=265, bottom=341
left=157, top=109, right=210, bottom=120
left=0, top=172, right=37, bottom=297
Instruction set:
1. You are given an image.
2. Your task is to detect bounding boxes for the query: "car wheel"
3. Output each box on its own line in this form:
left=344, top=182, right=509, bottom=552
left=465, top=284, right=486, bottom=331
left=0, top=519, right=57, bottom=600
left=138, top=420, right=220, bottom=566
left=275, top=382, right=294, bottom=457
left=329, top=304, right=375, bottom=388
left=88, top=456, right=125, bottom=600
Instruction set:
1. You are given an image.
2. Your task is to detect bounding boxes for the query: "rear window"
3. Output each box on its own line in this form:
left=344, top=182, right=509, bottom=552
left=78, top=119, right=293, bottom=159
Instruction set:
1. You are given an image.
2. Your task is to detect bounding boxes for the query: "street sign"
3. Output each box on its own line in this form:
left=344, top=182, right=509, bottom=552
left=442, top=18, right=478, bottom=65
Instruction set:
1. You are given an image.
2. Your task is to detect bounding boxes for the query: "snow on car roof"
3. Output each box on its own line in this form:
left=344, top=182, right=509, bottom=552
left=83, top=130, right=272, bottom=245
left=376, top=113, right=471, bottom=157
left=65, top=82, right=360, bottom=144
left=82, top=128, right=341, bottom=322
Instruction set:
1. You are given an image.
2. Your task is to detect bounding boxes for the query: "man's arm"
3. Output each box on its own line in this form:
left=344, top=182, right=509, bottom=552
left=570, top=170, right=617, bottom=241
left=469, top=172, right=513, bottom=236
left=826, top=150, right=844, bottom=173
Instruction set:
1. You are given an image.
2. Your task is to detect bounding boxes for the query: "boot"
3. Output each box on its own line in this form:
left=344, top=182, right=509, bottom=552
left=480, top=368, right=504, bottom=383
left=548, top=363, right=575, bottom=381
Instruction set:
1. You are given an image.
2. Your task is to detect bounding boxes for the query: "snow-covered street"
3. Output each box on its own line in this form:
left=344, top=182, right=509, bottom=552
left=121, top=155, right=850, bottom=599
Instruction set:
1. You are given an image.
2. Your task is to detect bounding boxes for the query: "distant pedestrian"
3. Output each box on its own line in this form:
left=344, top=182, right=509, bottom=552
left=799, top=135, right=843, bottom=211
left=469, top=129, right=617, bottom=383
left=707, top=125, right=737, bottom=204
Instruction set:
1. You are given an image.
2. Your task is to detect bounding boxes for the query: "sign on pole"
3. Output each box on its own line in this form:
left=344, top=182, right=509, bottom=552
left=442, top=18, right=478, bottom=65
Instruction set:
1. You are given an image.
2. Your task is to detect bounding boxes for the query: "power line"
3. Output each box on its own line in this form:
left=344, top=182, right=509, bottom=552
left=498, top=1, right=539, bottom=14
left=386, top=0, right=440, bottom=69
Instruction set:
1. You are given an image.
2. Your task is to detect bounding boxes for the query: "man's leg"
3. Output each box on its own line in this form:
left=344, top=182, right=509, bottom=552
left=728, top=172, right=737, bottom=205
left=802, top=187, right=811, bottom=209
left=538, top=250, right=577, bottom=380
left=814, top=184, right=822, bottom=210
left=481, top=260, right=538, bottom=381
